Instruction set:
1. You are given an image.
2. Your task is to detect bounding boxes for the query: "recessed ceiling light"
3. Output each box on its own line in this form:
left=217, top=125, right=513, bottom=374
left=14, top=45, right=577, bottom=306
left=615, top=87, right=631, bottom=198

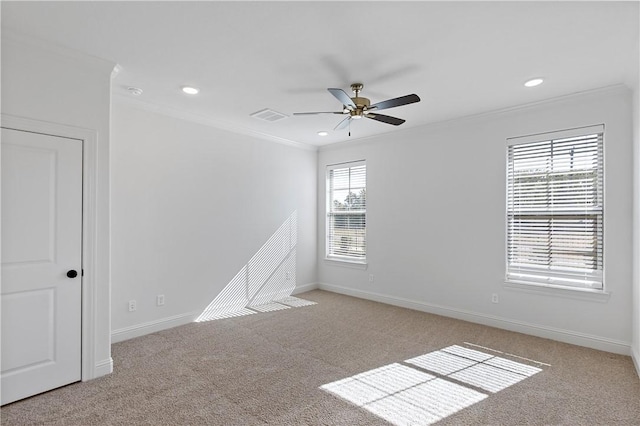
left=317, top=131, right=329, bottom=136
left=182, top=86, right=199, bottom=95
left=524, top=78, right=544, bottom=87
left=127, top=87, right=143, bottom=96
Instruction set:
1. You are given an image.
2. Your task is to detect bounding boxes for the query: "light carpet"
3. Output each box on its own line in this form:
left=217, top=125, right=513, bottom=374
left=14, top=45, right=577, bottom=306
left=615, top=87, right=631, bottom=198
left=2, top=290, right=639, bottom=425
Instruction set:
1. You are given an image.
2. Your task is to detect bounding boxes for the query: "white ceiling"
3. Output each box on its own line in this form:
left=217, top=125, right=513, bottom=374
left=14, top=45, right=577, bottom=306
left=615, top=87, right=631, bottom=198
left=2, top=1, right=638, bottom=148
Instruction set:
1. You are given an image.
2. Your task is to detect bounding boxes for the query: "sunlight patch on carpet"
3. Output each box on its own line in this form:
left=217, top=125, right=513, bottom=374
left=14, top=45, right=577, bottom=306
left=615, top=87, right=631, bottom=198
left=449, top=363, right=527, bottom=393
left=277, top=296, right=318, bottom=308
left=195, top=297, right=316, bottom=322
left=366, top=378, right=487, bottom=426
left=250, top=302, right=291, bottom=313
left=405, top=350, right=476, bottom=375
left=199, top=308, right=257, bottom=320
left=321, top=344, right=544, bottom=426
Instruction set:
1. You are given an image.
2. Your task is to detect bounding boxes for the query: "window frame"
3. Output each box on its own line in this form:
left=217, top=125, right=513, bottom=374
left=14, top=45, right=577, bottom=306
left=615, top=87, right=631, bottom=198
left=325, top=160, right=367, bottom=264
left=505, top=125, right=605, bottom=292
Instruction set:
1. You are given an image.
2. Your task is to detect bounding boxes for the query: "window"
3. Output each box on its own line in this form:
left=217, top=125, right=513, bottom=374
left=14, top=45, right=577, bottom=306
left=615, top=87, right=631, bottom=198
left=326, top=161, right=366, bottom=262
left=506, top=125, right=604, bottom=290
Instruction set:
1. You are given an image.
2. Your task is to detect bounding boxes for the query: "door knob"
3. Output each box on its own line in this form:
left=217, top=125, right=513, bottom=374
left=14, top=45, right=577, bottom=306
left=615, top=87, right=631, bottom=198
left=67, top=270, right=78, bottom=278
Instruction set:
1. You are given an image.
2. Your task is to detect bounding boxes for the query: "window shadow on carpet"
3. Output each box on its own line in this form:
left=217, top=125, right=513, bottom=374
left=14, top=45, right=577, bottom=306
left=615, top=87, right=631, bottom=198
left=321, top=343, right=547, bottom=426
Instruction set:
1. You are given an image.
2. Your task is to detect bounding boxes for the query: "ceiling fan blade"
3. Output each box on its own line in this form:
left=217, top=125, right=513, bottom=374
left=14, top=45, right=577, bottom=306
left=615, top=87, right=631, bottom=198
left=293, top=111, right=344, bottom=115
left=328, top=88, right=356, bottom=109
left=366, top=113, right=406, bottom=126
left=369, top=94, right=420, bottom=111
left=334, top=116, right=351, bottom=130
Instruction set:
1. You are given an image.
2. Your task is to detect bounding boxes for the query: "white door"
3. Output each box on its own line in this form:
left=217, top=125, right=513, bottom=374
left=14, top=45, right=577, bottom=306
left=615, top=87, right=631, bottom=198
left=1, top=128, right=83, bottom=405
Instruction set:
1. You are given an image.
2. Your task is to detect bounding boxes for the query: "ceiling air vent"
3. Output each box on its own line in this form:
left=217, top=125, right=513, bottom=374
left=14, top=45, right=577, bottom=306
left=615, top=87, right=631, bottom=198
left=250, top=108, right=288, bottom=122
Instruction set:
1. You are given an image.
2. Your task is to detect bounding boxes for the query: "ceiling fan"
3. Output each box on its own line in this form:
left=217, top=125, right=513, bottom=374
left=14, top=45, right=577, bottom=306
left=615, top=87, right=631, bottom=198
left=293, top=83, right=420, bottom=134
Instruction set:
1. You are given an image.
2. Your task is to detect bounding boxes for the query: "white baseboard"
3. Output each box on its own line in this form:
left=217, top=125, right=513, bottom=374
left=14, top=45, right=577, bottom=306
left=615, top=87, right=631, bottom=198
left=632, top=345, right=640, bottom=379
left=111, top=285, right=319, bottom=343
left=111, top=311, right=199, bottom=343
left=292, top=282, right=319, bottom=295
left=318, top=283, right=632, bottom=356
left=92, top=357, right=113, bottom=379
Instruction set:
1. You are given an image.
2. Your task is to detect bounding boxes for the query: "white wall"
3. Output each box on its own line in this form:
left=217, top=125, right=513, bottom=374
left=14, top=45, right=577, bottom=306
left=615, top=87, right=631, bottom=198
left=1, top=35, right=114, bottom=376
left=318, top=86, right=634, bottom=354
left=110, top=100, right=317, bottom=338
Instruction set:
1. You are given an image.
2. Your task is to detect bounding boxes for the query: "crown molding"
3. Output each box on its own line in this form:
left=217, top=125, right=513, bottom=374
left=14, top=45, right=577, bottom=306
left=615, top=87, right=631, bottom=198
left=319, top=84, right=631, bottom=152
left=111, top=64, right=123, bottom=79
left=113, top=93, right=318, bottom=152
left=2, top=28, right=117, bottom=74
left=465, top=83, right=631, bottom=119
left=3, top=28, right=315, bottom=151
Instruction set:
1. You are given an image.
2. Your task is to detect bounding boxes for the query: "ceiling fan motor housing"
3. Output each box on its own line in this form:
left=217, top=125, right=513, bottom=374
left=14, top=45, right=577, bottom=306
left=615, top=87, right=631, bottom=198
left=349, top=96, right=370, bottom=119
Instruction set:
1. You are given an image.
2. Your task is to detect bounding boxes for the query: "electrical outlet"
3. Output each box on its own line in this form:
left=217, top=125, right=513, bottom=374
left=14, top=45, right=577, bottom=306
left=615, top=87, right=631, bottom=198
left=128, top=300, right=136, bottom=312
left=492, top=293, right=499, bottom=304
left=157, top=294, right=165, bottom=306
left=369, top=274, right=375, bottom=283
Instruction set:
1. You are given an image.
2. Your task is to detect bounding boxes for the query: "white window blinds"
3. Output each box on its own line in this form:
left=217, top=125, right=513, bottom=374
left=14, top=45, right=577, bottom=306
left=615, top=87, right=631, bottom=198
left=327, top=161, right=366, bottom=261
left=506, top=125, right=604, bottom=289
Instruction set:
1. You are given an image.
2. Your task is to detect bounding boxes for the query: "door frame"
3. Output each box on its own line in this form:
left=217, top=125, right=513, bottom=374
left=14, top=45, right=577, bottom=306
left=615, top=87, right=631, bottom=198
left=1, top=114, right=102, bottom=381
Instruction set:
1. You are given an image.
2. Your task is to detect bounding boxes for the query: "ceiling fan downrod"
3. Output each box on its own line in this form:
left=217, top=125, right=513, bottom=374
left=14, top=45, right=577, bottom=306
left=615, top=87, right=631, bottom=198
left=351, top=83, right=363, bottom=97
left=349, top=83, right=369, bottom=121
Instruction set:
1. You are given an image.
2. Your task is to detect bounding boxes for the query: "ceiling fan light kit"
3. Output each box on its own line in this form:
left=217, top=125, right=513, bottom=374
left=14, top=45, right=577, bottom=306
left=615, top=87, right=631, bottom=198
left=293, top=83, right=421, bottom=136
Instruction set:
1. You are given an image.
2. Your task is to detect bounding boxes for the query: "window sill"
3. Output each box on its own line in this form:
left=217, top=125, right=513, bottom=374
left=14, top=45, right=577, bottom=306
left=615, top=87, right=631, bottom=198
left=324, top=258, right=368, bottom=270
left=504, top=280, right=611, bottom=303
